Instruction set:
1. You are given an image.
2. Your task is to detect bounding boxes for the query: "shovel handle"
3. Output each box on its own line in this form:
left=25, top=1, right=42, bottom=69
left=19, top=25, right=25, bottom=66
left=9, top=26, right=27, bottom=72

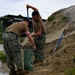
left=27, top=8, right=29, bottom=20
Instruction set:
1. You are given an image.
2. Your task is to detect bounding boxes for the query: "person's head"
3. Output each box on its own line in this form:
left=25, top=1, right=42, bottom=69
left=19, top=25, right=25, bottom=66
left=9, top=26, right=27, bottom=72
left=22, top=18, right=30, bottom=26
left=32, top=11, right=39, bottom=21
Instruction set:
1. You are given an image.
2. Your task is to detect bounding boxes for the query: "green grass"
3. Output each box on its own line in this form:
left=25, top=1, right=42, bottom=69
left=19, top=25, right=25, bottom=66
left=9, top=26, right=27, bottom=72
left=65, top=67, right=75, bottom=75
left=0, top=51, right=6, bottom=62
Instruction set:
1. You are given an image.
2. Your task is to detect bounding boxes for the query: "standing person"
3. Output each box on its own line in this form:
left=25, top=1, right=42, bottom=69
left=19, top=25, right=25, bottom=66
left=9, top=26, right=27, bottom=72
left=26, top=4, right=46, bottom=66
left=2, top=18, right=36, bottom=75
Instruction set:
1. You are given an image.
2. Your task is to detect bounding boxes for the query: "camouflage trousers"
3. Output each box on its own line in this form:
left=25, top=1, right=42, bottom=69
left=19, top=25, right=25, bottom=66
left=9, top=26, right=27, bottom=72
left=34, top=34, right=46, bottom=61
left=2, top=32, right=22, bottom=70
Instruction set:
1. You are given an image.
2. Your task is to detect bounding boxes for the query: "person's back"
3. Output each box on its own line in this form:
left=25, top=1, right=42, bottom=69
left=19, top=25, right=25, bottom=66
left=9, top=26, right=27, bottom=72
left=5, top=22, right=29, bottom=37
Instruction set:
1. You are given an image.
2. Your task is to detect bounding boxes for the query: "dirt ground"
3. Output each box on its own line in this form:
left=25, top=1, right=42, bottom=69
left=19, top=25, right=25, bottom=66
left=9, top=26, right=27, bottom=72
left=26, top=32, right=75, bottom=75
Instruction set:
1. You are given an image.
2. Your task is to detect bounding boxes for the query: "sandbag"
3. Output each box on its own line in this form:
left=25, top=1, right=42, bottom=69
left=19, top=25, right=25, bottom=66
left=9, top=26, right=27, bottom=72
left=24, top=48, right=34, bottom=71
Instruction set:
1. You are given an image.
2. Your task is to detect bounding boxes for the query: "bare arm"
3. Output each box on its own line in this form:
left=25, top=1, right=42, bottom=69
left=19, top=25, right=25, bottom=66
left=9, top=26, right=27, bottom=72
left=26, top=31, right=36, bottom=49
left=32, top=31, right=41, bottom=37
left=26, top=4, right=38, bottom=11
left=32, top=28, right=41, bottom=37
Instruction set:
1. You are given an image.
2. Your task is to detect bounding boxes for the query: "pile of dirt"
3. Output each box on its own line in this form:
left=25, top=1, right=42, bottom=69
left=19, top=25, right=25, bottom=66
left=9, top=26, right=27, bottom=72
left=27, top=5, right=75, bottom=75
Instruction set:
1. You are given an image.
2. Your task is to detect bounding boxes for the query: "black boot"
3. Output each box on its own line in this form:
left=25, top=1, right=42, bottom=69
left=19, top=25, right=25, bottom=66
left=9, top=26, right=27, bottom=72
left=9, top=69, right=17, bottom=75
left=16, top=69, right=30, bottom=75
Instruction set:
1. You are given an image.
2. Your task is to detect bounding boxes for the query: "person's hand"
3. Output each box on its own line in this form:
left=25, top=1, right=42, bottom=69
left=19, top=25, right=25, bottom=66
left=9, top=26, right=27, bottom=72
left=26, top=4, right=31, bottom=9
left=32, top=45, right=36, bottom=51
left=20, top=44, right=24, bottom=49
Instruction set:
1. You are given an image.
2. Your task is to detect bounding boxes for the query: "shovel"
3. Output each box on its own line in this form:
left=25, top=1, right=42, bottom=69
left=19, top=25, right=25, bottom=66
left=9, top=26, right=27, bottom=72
left=51, top=29, right=66, bottom=55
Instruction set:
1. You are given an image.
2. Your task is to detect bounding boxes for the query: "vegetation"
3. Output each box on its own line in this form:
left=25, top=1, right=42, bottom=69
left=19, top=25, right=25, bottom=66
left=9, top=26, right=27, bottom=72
left=70, top=56, right=75, bottom=63
left=0, top=32, right=3, bottom=44
left=52, top=21, right=56, bottom=25
left=61, top=15, right=69, bottom=22
left=47, top=15, right=55, bottom=21
left=0, top=51, right=6, bottom=62
left=19, top=37, right=24, bottom=43
left=65, top=67, right=75, bottom=75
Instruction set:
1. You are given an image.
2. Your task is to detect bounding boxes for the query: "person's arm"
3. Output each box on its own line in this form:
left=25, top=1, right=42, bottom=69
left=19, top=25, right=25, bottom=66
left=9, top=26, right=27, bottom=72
left=26, top=4, right=38, bottom=11
left=31, top=31, right=41, bottom=37
left=26, top=31, right=36, bottom=50
left=31, top=28, right=41, bottom=37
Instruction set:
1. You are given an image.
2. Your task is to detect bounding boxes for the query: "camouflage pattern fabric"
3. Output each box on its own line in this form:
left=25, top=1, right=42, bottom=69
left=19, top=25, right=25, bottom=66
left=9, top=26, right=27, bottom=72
left=2, top=32, right=22, bottom=70
left=34, top=34, right=46, bottom=61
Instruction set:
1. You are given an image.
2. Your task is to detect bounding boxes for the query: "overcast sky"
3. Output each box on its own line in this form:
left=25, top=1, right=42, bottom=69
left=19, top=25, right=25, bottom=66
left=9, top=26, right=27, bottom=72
left=0, top=0, right=75, bottom=19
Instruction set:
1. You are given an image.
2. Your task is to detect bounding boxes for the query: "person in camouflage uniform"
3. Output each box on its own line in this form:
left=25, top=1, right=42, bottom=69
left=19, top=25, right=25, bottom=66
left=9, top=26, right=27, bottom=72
left=2, top=18, right=36, bottom=75
left=26, top=4, right=46, bottom=66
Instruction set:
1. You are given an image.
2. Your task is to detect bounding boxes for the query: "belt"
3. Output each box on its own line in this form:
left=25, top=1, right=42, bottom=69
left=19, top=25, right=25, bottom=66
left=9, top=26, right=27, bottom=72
left=4, top=31, right=18, bottom=37
left=42, top=33, right=45, bottom=34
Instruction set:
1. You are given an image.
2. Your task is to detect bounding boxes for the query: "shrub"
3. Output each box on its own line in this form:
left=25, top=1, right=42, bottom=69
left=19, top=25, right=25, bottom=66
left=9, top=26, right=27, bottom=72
left=47, top=15, right=54, bottom=21
left=52, top=21, right=56, bottom=25
left=0, top=51, right=6, bottom=62
left=61, top=15, right=68, bottom=21
left=19, top=37, right=24, bottom=43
